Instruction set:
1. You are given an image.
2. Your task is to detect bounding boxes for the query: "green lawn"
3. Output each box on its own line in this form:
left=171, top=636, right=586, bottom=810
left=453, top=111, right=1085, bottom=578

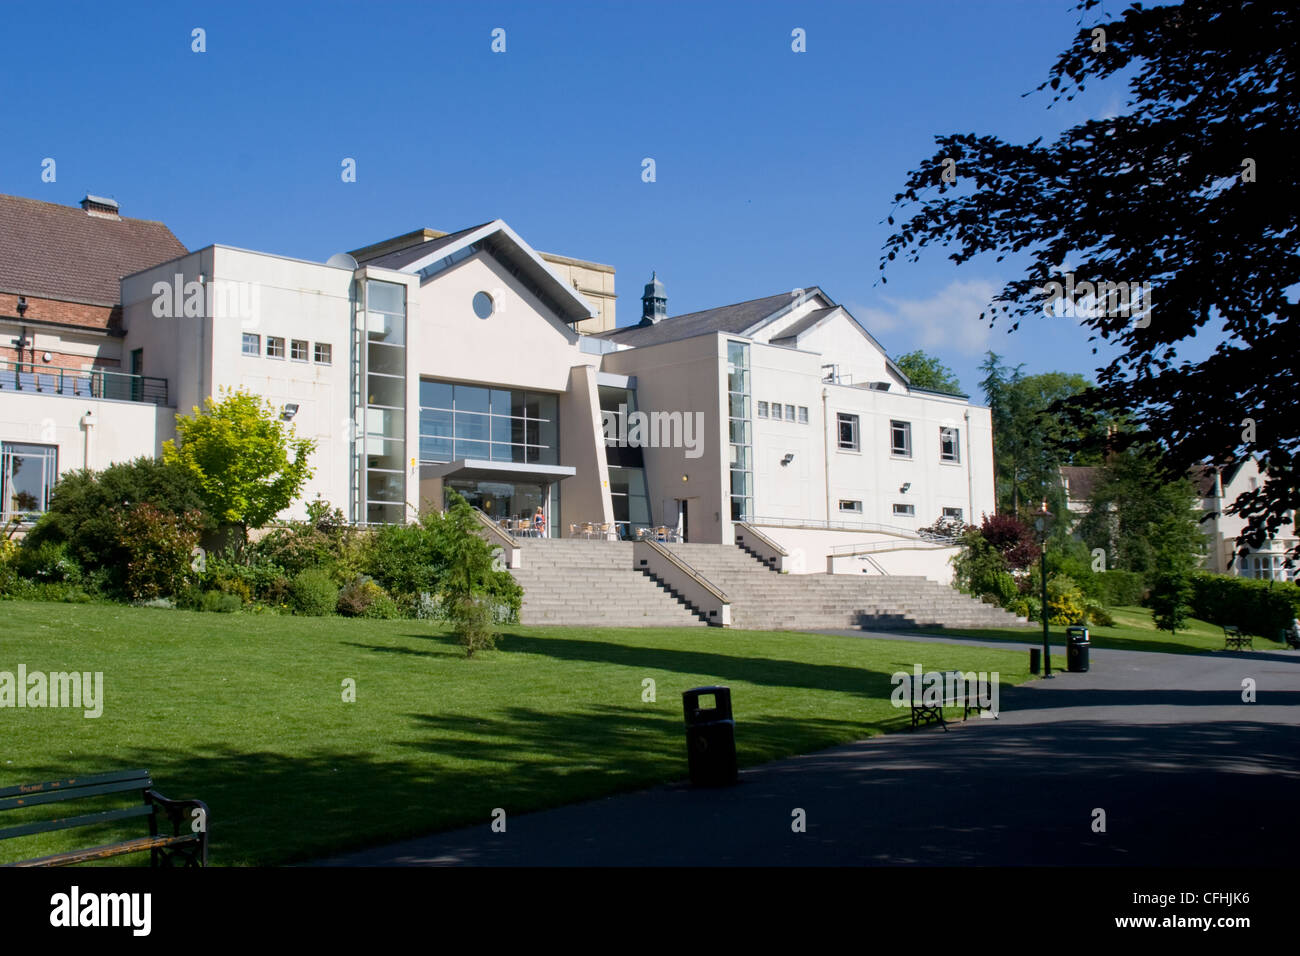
left=0, top=601, right=1031, bottom=866
left=918, top=605, right=1292, bottom=655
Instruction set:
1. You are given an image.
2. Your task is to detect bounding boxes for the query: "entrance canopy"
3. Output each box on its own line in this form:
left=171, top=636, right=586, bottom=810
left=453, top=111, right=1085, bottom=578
left=419, top=458, right=576, bottom=484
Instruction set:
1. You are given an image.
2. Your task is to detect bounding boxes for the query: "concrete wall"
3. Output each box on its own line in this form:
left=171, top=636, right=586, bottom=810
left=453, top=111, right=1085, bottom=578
left=0, top=390, right=174, bottom=475
left=557, top=363, right=614, bottom=531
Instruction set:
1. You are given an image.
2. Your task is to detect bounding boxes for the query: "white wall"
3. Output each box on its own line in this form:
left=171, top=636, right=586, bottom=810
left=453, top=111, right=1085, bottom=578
left=0, top=390, right=173, bottom=476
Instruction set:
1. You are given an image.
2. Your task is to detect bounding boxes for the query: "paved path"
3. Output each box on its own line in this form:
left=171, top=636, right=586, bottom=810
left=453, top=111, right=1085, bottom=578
left=318, top=636, right=1300, bottom=866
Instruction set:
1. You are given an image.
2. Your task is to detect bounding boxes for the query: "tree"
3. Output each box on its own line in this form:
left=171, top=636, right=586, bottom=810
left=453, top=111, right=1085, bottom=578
left=895, top=350, right=963, bottom=395
left=1149, top=514, right=1200, bottom=634
left=880, top=0, right=1299, bottom=563
left=164, top=388, right=315, bottom=540
left=978, top=353, right=1115, bottom=517
left=1077, top=447, right=1205, bottom=580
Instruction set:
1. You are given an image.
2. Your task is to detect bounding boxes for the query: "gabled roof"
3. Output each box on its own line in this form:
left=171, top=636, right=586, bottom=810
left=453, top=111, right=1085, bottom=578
left=1060, top=465, right=1101, bottom=502
left=354, top=220, right=596, bottom=326
left=769, top=306, right=840, bottom=344
left=0, top=193, right=187, bottom=309
left=598, top=287, right=828, bottom=347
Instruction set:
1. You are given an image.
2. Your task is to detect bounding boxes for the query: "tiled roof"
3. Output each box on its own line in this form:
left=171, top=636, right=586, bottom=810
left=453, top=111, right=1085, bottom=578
left=0, top=194, right=187, bottom=308
left=1060, top=465, right=1101, bottom=502
left=598, top=288, right=822, bottom=348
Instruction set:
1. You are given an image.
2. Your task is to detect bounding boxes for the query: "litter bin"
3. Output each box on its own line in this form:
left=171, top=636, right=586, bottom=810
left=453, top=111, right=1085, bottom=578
left=683, top=686, right=737, bottom=787
left=1066, top=625, right=1090, bottom=672
left=1028, top=647, right=1041, bottom=675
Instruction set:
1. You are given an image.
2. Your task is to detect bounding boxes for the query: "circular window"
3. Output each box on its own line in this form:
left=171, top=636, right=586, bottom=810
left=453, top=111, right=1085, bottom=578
left=473, top=291, right=494, bottom=319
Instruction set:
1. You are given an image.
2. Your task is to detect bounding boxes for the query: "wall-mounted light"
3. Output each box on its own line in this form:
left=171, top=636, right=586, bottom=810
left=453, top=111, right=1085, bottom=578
left=681, top=474, right=689, bottom=483
left=281, top=403, right=299, bottom=420
left=781, top=453, right=795, bottom=466
left=42, top=352, right=52, bottom=363
left=16, top=296, right=28, bottom=317
left=900, top=482, right=911, bottom=493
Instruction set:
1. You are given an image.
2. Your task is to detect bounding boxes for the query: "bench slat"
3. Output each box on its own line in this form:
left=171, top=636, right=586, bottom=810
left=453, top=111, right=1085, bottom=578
left=3, top=833, right=200, bottom=868
left=0, top=777, right=154, bottom=812
left=0, top=802, right=156, bottom=841
left=0, top=769, right=152, bottom=801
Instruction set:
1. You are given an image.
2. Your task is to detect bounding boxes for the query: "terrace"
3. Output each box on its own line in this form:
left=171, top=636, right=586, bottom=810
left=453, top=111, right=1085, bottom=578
left=0, top=359, right=168, bottom=406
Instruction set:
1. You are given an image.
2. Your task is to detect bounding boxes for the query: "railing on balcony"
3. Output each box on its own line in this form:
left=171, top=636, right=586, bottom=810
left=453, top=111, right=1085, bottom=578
left=0, top=360, right=168, bottom=406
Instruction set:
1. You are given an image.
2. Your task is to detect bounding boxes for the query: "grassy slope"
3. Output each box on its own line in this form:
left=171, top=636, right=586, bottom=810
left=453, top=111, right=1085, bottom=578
left=0, top=601, right=1030, bottom=865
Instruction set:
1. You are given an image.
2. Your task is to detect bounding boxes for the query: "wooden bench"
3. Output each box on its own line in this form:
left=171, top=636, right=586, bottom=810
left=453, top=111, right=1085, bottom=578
left=0, top=769, right=208, bottom=867
left=910, top=670, right=997, bottom=731
left=1222, top=625, right=1253, bottom=651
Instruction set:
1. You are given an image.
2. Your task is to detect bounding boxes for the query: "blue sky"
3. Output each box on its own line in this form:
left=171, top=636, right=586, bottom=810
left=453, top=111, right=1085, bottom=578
left=1, top=0, right=1136, bottom=399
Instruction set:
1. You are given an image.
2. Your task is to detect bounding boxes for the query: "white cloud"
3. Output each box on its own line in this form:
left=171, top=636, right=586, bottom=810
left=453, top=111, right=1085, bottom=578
left=847, top=278, right=999, bottom=356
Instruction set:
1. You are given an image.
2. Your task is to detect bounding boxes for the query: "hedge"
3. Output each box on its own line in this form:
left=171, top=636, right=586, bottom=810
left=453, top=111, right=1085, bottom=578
left=1098, top=570, right=1146, bottom=608
left=1189, top=571, right=1300, bottom=637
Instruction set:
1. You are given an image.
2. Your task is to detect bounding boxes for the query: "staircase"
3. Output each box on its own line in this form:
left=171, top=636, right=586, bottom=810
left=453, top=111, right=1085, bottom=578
left=510, top=539, right=709, bottom=627
left=663, top=543, right=1033, bottom=632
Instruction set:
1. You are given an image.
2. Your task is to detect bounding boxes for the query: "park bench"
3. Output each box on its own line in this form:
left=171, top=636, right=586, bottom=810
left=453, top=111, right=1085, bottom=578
left=0, top=769, right=209, bottom=867
left=1222, top=625, right=1252, bottom=651
left=909, top=670, right=996, bottom=731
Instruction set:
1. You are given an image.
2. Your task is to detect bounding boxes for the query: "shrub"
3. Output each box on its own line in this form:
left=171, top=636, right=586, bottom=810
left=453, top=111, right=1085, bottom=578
left=1046, top=575, right=1086, bottom=625
left=361, top=522, right=443, bottom=605
left=200, top=590, right=242, bottom=613
left=250, top=500, right=358, bottom=580
left=1007, top=596, right=1032, bottom=620
left=336, top=576, right=401, bottom=618
left=1098, top=570, right=1146, bottom=608
left=21, top=457, right=209, bottom=591
left=109, top=504, right=204, bottom=601
left=290, top=569, right=338, bottom=616
left=1083, top=599, right=1114, bottom=627
left=13, top=540, right=81, bottom=584
left=1189, top=571, right=1300, bottom=637
left=980, top=513, right=1041, bottom=571
left=448, top=594, right=496, bottom=657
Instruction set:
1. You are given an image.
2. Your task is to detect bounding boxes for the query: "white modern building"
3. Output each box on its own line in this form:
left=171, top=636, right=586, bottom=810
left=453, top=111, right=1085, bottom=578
left=1, top=193, right=1000, bottom=581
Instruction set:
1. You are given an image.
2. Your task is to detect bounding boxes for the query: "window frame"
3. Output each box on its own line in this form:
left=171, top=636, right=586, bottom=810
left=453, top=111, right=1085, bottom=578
left=266, top=336, right=286, bottom=359
left=837, top=412, right=860, bottom=452
left=314, top=342, right=332, bottom=365
left=890, top=420, right=912, bottom=458
left=838, top=499, right=863, bottom=513
left=940, top=426, right=961, bottom=463
left=892, top=503, right=916, bottom=517
left=290, top=339, right=310, bottom=362
left=241, top=333, right=260, bottom=357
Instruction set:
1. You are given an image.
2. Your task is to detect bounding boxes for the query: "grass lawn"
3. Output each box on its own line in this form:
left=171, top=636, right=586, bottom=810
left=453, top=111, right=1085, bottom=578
left=0, top=601, right=1031, bottom=866
left=917, top=605, right=1293, bottom=655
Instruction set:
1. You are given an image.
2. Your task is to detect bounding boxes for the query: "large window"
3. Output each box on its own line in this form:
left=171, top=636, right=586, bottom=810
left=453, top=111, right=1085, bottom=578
left=940, top=426, right=960, bottom=463
left=727, top=340, right=753, bottom=521
left=2, top=443, right=57, bottom=519
left=891, top=420, right=912, bottom=457
left=837, top=413, right=859, bottom=451
left=419, top=380, right=557, bottom=465
left=364, top=280, right=407, bottom=524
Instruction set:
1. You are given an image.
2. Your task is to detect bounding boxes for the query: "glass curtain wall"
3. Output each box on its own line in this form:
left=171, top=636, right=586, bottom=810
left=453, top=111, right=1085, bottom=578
left=598, top=384, right=652, bottom=538
left=364, top=280, right=407, bottom=524
left=727, top=340, right=753, bottom=521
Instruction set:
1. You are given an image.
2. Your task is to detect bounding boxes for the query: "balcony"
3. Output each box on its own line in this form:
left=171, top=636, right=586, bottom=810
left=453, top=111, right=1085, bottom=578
left=0, top=360, right=168, bottom=406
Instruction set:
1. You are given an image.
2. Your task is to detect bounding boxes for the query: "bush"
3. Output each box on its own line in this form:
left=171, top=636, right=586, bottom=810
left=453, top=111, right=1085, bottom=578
left=200, top=590, right=243, bottom=613
left=448, top=594, right=497, bottom=657
left=21, top=457, right=209, bottom=592
left=1098, top=570, right=1146, bottom=608
left=361, top=522, right=443, bottom=605
left=1083, top=599, right=1114, bottom=627
left=13, top=540, right=81, bottom=584
left=980, top=513, right=1041, bottom=570
left=1047, top=575, right=1086, bottom=625
left=109, top=504, right=203, bottom=601
left=250, top=500, right=359, bottom=580
left=1190, top=571, right=1300, bottom=637
left=290, top=569, right=338, bottom=616
left=337, top=576, right=403, bottom=618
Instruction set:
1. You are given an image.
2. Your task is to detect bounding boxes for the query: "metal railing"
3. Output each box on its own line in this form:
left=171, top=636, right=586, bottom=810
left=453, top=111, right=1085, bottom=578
left=0, top=360, right=168, bottom=406
left=741, top=514, right=938, bottom=539
left=830, top=539, right=958, bottom=556
left=638, top=537, right=730, bottom=602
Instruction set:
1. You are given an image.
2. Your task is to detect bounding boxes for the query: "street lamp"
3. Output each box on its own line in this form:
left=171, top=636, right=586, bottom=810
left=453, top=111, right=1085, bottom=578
left=1034, top=500, right=1054, bottom=677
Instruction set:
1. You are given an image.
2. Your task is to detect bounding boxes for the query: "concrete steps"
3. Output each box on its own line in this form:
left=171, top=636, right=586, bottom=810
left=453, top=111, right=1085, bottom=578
left=510, top=539, right=708, bottom=627
left=664, top=543, right=1033, bottom=631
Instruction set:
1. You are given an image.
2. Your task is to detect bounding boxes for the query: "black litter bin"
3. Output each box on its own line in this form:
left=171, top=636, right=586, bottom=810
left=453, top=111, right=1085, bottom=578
left=683, top=686, right=737, bottom=787
left=1029, top=647, right=1041, bottom=675
left=1066, top=625, right=1090, bottom=672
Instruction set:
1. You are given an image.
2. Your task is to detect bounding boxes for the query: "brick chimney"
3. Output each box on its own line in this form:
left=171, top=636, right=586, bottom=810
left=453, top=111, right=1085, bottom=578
left=80, top=195, right=121, bottom=220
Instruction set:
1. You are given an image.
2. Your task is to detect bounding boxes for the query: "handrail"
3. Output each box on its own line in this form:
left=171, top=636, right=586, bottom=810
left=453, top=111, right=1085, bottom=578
left=741, top=514, right=931, bottom=539
left=831, top=539, right=958, bottom=556
left=641, top=538, right=730, bottom=603
left=734, top=521, right=787, bottom=556
left=0, top=359, right=169, bottom=406
left=862, top=554, right=889, bottom=575
left=470, top=507, right=519, bottom=549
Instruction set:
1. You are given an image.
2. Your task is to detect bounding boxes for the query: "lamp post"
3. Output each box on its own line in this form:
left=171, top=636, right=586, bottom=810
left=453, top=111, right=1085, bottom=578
left=1034, top=501, right=1054, bottom=678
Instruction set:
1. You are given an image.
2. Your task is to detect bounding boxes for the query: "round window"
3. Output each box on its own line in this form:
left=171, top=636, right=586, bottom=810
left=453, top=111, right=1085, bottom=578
left=473, top=291, right=494, bottom=319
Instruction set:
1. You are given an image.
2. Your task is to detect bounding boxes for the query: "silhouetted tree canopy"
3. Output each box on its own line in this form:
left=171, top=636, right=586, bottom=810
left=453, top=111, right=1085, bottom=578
left=880, top=0, right=1298, bottom=560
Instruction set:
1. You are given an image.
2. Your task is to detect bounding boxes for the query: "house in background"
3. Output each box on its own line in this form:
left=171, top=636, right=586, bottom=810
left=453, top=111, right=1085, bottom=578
left=0, top=194, right=186, bottom=518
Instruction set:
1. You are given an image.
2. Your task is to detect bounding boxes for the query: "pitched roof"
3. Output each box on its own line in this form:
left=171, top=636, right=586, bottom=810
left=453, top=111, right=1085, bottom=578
left=769, top=306, right=839, bottom=344
left=1059, top=465, right=1101, bottom=502
left=352, top=222, right=493, bottom=270
left=0, top=193, right=187, bottom=307
left=597, top=288, right=822, bottom=347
